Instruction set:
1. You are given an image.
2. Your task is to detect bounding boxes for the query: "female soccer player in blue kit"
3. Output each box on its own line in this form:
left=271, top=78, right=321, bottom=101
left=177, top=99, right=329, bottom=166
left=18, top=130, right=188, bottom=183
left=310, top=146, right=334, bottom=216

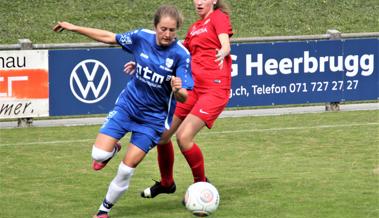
left=126, top=0, right=232, bottom=199
left=53, top=5, right=193, bottom=218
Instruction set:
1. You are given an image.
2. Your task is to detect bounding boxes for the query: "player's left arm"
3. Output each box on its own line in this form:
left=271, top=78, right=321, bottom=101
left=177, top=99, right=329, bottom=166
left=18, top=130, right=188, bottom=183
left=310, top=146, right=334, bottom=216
left=215, top=33, right=231, bottom=69
left=124, top=61, right=136, bottom=75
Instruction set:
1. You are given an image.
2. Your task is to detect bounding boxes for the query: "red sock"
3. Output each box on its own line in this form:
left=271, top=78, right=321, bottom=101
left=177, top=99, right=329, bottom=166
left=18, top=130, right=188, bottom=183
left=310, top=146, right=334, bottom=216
left=182, top=143, right=206, bottom=183
left=157, top=141, right=174, bottom=187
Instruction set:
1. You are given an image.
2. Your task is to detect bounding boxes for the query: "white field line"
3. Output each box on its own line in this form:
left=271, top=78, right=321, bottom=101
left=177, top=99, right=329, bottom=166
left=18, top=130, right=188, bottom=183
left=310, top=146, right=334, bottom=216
left=1, top=122, right=378, bottom=147
left=0, top=139, right=94, bottom=147
left=199, top=122, right=379, bottom=135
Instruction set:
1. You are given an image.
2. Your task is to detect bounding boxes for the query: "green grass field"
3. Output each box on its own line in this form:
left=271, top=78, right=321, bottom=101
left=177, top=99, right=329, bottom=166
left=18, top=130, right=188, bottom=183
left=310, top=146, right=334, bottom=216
left=1, top=1, right=378, bottom=217
left=1, top=110, right=378, bottom=218
left=1, top=0, right=378, bottom=44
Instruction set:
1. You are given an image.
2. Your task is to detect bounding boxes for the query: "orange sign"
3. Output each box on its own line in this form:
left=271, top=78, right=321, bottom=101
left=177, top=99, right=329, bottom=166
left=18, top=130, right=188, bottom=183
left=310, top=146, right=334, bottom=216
left=0, top=69, right=48, bottom=98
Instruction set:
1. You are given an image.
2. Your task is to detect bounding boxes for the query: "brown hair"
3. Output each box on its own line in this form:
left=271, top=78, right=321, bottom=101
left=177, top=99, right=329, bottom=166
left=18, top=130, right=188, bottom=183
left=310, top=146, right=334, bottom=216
left=214, top=0, right=231, bottom=15
left=154, top=5, right=184, bottom=29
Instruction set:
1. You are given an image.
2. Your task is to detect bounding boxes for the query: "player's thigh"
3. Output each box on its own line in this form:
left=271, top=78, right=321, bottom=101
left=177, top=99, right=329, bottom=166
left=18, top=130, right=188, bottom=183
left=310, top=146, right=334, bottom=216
left=123, top=143, right=147, bottom=168
left=123, top=132, right=155, bottom=167
left=94, top=133, right=119, bottom=152
left=176, top=114, right=205, bottom=144
left=98, top=108, right=130, bottom=150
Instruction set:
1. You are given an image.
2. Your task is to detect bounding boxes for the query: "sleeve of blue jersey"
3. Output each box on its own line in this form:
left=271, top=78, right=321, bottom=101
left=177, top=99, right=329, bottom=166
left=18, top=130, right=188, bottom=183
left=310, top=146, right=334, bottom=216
left=176, top=52, right=194, bottom=90
left=115, top=29, right=141, bottom=53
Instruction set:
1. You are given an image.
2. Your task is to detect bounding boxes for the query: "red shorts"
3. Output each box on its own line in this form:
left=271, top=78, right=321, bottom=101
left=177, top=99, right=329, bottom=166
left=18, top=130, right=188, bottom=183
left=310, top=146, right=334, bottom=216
left=174, top=88, right=230, bottom=128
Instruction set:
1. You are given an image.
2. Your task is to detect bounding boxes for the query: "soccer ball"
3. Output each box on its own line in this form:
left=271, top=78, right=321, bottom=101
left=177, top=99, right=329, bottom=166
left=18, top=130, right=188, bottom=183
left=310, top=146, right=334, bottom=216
left=184, top=182, right=220, bottom=217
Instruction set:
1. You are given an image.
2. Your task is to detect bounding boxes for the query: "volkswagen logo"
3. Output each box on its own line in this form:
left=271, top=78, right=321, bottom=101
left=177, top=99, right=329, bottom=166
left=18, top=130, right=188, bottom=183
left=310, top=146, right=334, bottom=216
left=70, top=59, right=111, bottom=104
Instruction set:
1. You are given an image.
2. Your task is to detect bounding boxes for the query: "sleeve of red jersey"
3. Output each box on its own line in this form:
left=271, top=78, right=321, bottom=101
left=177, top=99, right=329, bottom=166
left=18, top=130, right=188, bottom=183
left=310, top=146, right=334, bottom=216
left=213, top=11, right=233, bottom=37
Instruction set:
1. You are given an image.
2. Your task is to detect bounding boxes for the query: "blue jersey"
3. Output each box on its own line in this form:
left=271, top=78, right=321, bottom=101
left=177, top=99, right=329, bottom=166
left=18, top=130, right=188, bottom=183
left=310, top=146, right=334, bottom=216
left=114, top=29, right=193, bottom=134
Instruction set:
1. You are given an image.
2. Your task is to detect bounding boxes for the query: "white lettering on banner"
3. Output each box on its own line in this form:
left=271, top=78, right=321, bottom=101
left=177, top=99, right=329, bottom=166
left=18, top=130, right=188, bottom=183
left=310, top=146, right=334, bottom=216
left=252, top=84, right=288, bottom=95
left=236, top=51, right=374, bottom=77
left=231, top=55, right=238, bottom=77
left=229, top=80, right=361, bottom=99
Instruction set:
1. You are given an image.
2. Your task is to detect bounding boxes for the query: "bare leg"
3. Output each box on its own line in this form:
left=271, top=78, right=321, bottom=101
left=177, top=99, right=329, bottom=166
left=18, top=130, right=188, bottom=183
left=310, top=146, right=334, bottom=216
left=175, top=114, right=207, bottom=182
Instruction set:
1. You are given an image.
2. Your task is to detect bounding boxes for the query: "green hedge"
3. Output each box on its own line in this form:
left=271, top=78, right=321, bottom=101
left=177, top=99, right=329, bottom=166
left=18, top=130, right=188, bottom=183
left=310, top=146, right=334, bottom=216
left=1, top=0, right=378, bottom=44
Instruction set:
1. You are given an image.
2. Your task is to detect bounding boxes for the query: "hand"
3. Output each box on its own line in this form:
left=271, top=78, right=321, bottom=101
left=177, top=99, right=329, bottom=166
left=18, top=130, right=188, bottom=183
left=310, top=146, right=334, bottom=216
left=215, top=49, right=226, bottom=69
left=170, top=76, right=182, bottom=93
left=52, top=21, right=77, bottom=32
left=124, top=61, right=136, bottom=75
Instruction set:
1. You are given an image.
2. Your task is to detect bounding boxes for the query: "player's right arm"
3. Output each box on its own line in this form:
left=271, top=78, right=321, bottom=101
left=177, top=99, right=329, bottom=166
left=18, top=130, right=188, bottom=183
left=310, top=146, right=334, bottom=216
left=53, top=21, right=117, bottom=44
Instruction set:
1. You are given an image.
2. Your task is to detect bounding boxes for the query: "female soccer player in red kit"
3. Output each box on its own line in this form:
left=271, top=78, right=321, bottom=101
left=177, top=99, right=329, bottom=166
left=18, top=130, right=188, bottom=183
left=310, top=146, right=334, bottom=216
left=140, top=0, right=233, bottom=198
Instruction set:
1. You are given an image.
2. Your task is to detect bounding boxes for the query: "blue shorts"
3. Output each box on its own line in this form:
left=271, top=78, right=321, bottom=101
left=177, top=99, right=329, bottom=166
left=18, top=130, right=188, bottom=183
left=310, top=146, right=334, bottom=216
left=99, top=109, right=161, bottom=153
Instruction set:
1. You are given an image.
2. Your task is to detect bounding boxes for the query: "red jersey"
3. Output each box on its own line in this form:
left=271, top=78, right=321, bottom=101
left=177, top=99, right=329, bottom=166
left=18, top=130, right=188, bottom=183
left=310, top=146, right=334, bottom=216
left=183, top=9, right=233, bottom=89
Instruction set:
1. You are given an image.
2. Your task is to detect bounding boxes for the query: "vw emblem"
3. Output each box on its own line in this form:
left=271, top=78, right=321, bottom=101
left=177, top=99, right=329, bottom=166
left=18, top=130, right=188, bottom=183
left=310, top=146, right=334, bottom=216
left=70, top=59, right=111, bottom=104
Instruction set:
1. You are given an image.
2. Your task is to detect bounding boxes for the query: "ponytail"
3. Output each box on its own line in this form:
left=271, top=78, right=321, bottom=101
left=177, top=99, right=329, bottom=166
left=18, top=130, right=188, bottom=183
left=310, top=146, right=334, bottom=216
left=214, top=0, right=231, bottom=15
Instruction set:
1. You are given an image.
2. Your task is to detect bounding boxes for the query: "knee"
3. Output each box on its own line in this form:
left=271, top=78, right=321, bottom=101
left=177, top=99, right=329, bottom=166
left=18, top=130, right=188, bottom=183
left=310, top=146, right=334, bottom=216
left=91, top=145, right=113, bottom=162
left=175, top=132, right=192, bottom=150
left=117, top=162, right=135, bottom=180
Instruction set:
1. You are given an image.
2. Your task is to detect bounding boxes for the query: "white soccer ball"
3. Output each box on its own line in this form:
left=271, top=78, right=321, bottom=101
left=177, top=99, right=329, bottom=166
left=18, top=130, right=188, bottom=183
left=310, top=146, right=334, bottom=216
left=184, top=182, right=220, bottom=217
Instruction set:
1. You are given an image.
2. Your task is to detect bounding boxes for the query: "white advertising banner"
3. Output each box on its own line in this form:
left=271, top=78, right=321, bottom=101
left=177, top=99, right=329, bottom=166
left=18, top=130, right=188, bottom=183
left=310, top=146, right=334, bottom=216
left=0, top=50, right=49, bottom=119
